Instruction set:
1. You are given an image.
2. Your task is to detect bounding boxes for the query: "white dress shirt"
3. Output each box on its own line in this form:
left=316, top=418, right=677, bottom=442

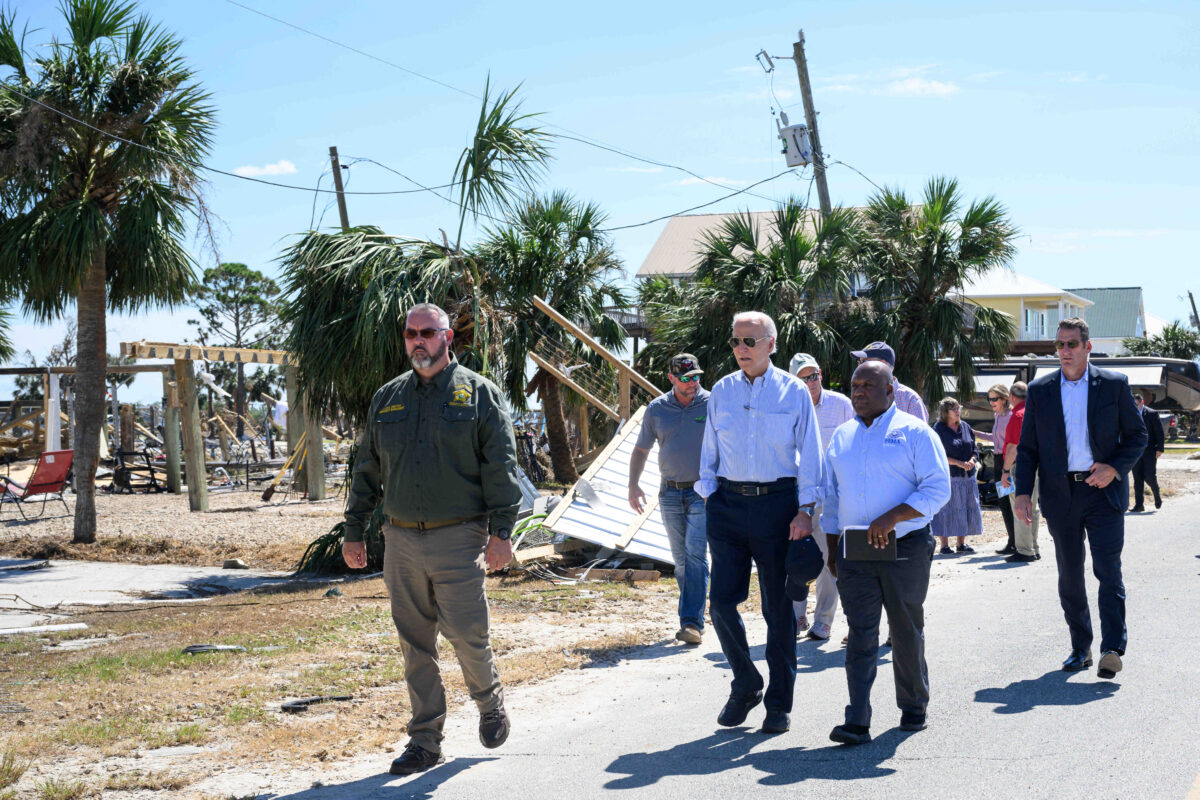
left=698, top=365, right=823, bottom=506
left=821, top=403, right=951, bottom=539
left=812, top=387, right=855, bottom=451
left=1060, top=371, right=1094, bottom=471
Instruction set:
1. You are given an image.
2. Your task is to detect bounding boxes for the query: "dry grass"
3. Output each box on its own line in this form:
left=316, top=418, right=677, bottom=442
left=0, top=751, right=29, bottom=789
left=104, top=770, right=192, bottom=791
left=0, top=574, right=681, bottom=779
left=2, top=533, right=307, bottom=571
left=34, top=778, right=87, bottom=800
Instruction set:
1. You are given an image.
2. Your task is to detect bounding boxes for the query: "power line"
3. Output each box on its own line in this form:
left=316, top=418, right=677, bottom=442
left=221, top=0, right=781, bottom=204
left=598, top=170, right=795, bottom=232
left=0, top=83, right=462, bottom=197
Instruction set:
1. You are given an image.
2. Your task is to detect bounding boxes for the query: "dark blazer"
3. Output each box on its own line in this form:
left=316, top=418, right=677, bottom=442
left=1140, top=406, right=1165, bottom=458
left=1015, top=364, right=1147, bottom=516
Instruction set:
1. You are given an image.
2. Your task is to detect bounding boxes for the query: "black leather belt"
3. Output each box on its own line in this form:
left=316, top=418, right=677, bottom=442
left=663, top=480, right=696, bottom=490
left=1067, top=471, right=1091, bottom=483
left=718, top=477, right=796, bottom=496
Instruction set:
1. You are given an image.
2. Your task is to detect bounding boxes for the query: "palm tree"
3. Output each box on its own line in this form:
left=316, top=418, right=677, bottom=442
left=477, top=192, right=628, bottom=483
left=0, top=1, right=214, bottom=543
left=281, top=82, right=552, bottom=427
left=858, top=177, right=1018, bottom=402
left=0, top=307, right=13, bottom=363
left=1123, top=321, right=1200, bottom=361
left=639, top=200, right=869, bottom=390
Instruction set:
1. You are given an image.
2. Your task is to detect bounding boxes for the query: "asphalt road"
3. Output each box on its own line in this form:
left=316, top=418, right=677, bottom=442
left=199, top=486, right=1200, bottom=800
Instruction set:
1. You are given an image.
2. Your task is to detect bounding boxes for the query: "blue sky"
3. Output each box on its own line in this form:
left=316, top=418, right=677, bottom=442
left=4, top=0, right=1199, bottom=402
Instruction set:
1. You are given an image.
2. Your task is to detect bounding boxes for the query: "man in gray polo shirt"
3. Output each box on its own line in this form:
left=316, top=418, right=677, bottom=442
left=629, top=353, right=711, bottom=644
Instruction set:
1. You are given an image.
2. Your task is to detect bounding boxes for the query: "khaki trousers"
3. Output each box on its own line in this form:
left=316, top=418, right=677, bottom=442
left=1015, top=477, right=1041, bottom=557
left=383, top=519, right=503, bottom=754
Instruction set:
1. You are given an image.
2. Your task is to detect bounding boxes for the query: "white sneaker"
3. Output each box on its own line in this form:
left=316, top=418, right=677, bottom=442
left=807, top=622, right=831, bottom=640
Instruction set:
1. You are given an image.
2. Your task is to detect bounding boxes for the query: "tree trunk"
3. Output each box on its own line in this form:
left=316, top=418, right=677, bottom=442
left=235, top=362, right=246, bottom=438
left=72, top=250, right=107, bottom=544
left=540, top=380, right=579, bottom=484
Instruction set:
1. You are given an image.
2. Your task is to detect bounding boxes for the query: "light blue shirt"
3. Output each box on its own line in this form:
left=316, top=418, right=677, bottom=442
left=821, top=403, right=951, bottom=540
left=1060, top=371, right=1094, bottom=471
left=698, top=365, right=823, bottom=506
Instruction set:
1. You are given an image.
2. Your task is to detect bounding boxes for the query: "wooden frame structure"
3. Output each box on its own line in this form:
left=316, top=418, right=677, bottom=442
left=119, top=341, right=326, bottom=511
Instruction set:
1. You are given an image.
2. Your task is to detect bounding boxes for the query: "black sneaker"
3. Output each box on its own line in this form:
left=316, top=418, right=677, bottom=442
left=830, top=723, right=871, bottom=745
left=900, top=712, right=927, bottom=731
left=996, top=544, right=1016, bottom=555
left=479, top=706, right=510, bottom=749
left=956, top=544, right=975, bottom=554
left=717, top=690, right=763, bottom=727
left=389, top=742, right=444, bottom=775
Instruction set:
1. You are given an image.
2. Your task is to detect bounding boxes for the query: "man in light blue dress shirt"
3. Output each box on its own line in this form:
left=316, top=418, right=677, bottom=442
left=822, top=361, right=951, bottom=745
left=697, top=311, right=823, bottom=735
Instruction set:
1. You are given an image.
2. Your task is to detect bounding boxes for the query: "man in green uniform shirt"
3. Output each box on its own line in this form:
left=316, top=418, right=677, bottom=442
left=343, top=302, right=522, bottom=776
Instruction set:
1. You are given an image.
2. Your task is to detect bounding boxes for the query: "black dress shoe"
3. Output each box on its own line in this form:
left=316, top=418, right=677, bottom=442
left=1005, top=552, right=1038, bottom=563
left=1130, top=505, right=1145, bottom=513
left=761, top=709, right=790, bottom=734
left=389, top=742, right=444, bottom=775
left=899, top=712, right=927, bottom=732
left=829, top=723, right=871, bottom=745
left=1154, top=497, right=1162, bottom=509
left=717, top=690, right=763, bottom=727
left=997, top=544, right=1016, bottom=555
left=1061, top=649, right=1093, bottom=672
left=479, top=705, right=510, bottom=749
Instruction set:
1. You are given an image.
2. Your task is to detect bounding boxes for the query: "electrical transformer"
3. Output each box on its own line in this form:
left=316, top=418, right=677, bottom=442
left=776, top=111, right=812, bottom=167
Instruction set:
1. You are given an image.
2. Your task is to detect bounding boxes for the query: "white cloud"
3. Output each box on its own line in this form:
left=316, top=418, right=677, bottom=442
left=232, top=160, right=298, bottom=178
left=1026, top=228, right=1178, bottom=254
left=882, top=77, right=960, bottom=97
left=823, top=83, right=865, bottom=94
left=674, top=176, right=750, bottom=187
left=607, top=166, right=663, bottom=174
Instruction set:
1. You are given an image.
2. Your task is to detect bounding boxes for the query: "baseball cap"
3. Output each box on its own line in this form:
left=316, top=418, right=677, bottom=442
left=785, top=535, right=825, bottom=599
left=850, top=341, right=895, bottom=367
left=789, top=352, right=820, bottom=375
left=669, top=353, right=703, bottom=377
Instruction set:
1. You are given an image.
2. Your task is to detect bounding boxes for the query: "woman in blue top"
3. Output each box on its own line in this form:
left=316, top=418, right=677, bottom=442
left=931, top=397, right=984, bottom=555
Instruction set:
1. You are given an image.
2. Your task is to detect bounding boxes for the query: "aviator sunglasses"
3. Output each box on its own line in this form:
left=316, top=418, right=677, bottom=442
left=1054, top=339, right=1083, bottom=351
left=404, top=327, right=449, bottom=340
left=729, top=335, right=771, bottom=349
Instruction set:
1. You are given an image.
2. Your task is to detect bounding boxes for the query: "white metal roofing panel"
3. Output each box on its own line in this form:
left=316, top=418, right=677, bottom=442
left=1032, top=364, right=1164, bottom=387
left=942, top=371, right=1021, bottom=395
left=543, top=407, right=677, bottom=564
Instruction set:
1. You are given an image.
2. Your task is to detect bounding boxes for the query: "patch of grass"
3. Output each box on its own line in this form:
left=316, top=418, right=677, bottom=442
left=0, top=787, right=16, bottom=800
left=35, top=777, right=86, bottom=800
left=104, top=770, right=192, bottom=791
left=224, top=703, right=271, bottom=726
left=146, top=723, right=208, bottom=749
left=53, top=715, right=148, bottom=748
left=0, top=750, right=30, bottom=789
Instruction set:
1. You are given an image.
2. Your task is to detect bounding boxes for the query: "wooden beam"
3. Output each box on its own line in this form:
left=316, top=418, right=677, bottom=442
left=304, top=407, right=326, bottom=501
left=120, top=341, right=292, bottom=366
left=618, top=370, right=631, bottom=420
left=285, top=367, right=305, bottom=495
left=0, top=410, right=40, bottom=436
left=529, top=352, right=619, bottom=421
left=162, top=369, right=181, bottom=494
left=0, top=365, right=173, bottom=376
left=532, top=296, right=661, bottom=396
left=176, top=359, right=209, bottom=512
left=616, top=494, right=658, bottom=549
left=543, top=406, right=647, bottom=531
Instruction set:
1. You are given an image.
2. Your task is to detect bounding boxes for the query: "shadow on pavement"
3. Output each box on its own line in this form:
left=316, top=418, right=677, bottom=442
left=574, top=638, right=695, bottom=670
left=795, top=642, right=849, bottom=674
left=605, top=727, right=914, bottom=789
left=974, top=670, right=1120, bottom=714
left=267, top=756, right=498, bottom=800
left=979, top=561, right=1031, bottom=571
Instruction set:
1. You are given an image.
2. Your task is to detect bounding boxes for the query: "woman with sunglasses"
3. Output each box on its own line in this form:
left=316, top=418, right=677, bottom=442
left=987, top=384, right=1017, bottom=554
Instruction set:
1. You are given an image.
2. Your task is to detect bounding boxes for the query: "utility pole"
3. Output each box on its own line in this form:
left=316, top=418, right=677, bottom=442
left=792, top=30, right=832, bottom=219
left=1188, top=290, right=1199, bottom=331
left=328, top=145, right=350, bottom=231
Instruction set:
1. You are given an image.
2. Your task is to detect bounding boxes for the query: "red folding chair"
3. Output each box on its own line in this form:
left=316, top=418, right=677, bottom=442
left=0, top=450, right=74, bottom=521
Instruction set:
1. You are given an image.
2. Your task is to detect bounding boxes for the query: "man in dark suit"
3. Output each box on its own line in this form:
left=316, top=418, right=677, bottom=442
left=1130, top=392, right=1165, bottom=512
left=1014, top=318, right=1147, bottom=680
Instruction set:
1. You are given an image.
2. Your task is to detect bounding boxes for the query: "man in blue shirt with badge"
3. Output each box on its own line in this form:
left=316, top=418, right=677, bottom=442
left=823, top=360, right=951, bottom=745
left=698, top=311, right=823, bottom=735
left=629, top=353, right=711, bottom=645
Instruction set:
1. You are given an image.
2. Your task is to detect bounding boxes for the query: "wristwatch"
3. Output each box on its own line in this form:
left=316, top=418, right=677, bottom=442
left=492, top=528, right=511, bottom=541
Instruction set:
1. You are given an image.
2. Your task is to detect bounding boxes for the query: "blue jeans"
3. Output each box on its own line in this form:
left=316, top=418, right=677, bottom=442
left=658, top=485, right=709, bottom=631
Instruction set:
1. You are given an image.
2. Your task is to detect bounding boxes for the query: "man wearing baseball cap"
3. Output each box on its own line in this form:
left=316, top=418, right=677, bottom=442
left=788, top=352, right=855, bottom=642
left=629, top=353, right=711, bottom=645
left=851, top=342, right=929, bottom=422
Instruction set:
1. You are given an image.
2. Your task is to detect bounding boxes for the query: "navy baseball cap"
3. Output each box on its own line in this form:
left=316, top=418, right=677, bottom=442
left=851, top=341, right=895, bottom=367
left=785, top=535, right=825, bottom=602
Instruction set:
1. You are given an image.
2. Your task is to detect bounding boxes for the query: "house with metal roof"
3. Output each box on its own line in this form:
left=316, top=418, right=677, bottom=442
left=1063, top=287, right=1147, bottom=355
left=957, top=267, right=1093, bottom=355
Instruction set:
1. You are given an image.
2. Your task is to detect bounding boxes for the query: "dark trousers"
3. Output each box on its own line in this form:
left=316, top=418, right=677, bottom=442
left=1132, top=454, right=1160, bottom=508
left=994, top=455, right=1015, bottom=548
left=836, top=529, right=935, bottom=728
left=705, top=486, right=797, bottom=713
left=1046, top=481, right=1127, bottom=655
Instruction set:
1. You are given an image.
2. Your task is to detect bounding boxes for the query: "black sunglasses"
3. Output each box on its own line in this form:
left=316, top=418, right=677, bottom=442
left=404, top=327, right=449, bottom=340
left=729, top=335, right=770, bottom=349
left=987, top=395, right=1002, bottom=402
